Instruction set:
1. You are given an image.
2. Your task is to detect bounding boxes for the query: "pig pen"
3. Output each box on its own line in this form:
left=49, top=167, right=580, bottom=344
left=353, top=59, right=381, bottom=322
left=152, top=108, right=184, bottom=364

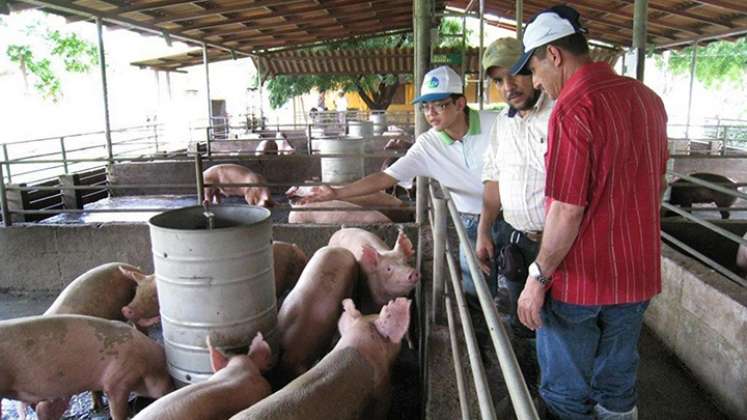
left=0, top=222, right=428, bottom=420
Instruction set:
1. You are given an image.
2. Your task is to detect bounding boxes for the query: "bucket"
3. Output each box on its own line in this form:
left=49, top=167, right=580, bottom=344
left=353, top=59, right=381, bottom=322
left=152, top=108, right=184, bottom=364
left=316, top=137, right=366, bottom=183
left=348, top=120, right=374, bottom=139
left=369, top=112, right=387, bottom=136
left=148, top=205, right=277, bottom=385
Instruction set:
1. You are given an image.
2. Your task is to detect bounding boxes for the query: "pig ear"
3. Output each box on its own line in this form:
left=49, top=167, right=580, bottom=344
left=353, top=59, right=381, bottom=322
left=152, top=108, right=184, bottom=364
left=119, top=267, right=148, bottom=284
left=338, top=299, right=362, bottom=334
left=207, top=336, right=230, bottom=373
left=360, top=246, right=380, bottom=267
left=374, top=298, right=411, bottom=344
left=248, top=332, right=272, bottom=372
left=394, top=231, right=414, bottom=258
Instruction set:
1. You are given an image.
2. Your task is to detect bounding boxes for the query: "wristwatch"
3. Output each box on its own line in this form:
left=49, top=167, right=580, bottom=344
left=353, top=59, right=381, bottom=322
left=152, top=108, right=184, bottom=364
left=528, top=261, right=550, bottom=286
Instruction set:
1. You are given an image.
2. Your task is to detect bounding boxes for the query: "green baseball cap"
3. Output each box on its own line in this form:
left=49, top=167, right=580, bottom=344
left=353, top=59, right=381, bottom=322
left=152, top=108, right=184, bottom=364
left=482, top=37, right=522, bottom=72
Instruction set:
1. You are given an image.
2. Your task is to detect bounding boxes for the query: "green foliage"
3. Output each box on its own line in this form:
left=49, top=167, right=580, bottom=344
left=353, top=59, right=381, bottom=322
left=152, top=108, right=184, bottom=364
left=4, top=19, right=99, bottom=101
left=654, top=38, right=747, bottom=88
left=47, top=30, right=99, bottom=73
left=264, top=17, right=471, bottom=109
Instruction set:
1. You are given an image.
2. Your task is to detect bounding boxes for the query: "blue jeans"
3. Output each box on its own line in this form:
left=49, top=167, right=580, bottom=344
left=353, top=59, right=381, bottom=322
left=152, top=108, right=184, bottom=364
left=459, top=213, right=502, bottom=299
left=537, top=296, right=650, bottom=420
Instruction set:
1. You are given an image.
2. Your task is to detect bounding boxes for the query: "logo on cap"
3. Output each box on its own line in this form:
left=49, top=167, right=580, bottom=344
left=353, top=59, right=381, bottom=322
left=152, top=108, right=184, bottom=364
left=428, top=77, right=440, bottom=88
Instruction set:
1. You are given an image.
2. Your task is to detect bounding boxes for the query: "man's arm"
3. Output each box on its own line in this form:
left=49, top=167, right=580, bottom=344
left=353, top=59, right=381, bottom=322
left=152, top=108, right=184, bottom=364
left=476, top=181, right=502, bottom=274
left=517, top=199, right=585, bottom=330
left=293, top=171, right=399, bottom=203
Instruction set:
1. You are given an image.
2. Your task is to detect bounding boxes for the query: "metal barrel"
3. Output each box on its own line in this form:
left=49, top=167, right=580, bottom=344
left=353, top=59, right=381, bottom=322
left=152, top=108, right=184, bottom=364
left=369, top=112, right=387, bottom=136
left=148, top=205, right=277, bottom=385
left=348, top=119, right=374, bottom=139
left=316, top=137, right=366, bottom=184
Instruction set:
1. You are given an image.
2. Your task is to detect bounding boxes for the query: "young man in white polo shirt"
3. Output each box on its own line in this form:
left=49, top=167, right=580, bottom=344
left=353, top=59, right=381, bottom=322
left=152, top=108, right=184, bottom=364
left=292, top=65, right=501, bottom=300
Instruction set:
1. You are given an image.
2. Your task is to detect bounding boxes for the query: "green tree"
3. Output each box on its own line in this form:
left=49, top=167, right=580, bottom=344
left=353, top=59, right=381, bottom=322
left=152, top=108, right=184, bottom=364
left=265, top=18, right=469, bottom=110
left=3, top=16, right=99, bottom=101
left=654, top=38, right=747, bottom=88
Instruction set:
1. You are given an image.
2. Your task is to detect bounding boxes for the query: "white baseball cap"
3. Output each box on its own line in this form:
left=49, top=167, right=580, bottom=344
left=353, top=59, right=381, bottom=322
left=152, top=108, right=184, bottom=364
left=412, top=66, right=464, bottom=104
left=510, top=5, right=587, bottom=75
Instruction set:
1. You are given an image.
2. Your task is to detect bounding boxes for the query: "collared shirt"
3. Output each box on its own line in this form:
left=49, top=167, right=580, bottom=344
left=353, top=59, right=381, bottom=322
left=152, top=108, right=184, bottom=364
left=545, top=62, right=669, bottom=306
left=482, top=92, right=553, bottom=232
left=385, top=107, right=497, bottom=214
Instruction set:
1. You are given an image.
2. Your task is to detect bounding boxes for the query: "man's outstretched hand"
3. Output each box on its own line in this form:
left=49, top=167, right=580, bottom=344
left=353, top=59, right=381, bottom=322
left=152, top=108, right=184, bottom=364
left=285, top=184, right=337, bottom=204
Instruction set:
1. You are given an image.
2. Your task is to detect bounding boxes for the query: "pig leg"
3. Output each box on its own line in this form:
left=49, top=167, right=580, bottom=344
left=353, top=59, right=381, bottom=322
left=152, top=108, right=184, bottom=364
left=91, top=391, right=105, bottom=412
left=34, top=398, right=69, bottom=420
left=715, top=197, right=731, bottom=219
left=105, top=386, right=132, bottom=420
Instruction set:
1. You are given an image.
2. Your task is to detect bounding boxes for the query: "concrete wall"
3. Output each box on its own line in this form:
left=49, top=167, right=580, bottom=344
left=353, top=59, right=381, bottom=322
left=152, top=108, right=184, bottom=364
left=0, top=222, right=417, bottom=292
left=647, top=244, right=747, bottom=419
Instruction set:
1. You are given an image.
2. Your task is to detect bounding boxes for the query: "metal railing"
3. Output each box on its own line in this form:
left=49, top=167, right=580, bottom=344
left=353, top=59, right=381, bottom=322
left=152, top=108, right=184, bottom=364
left=428, top=179, right=539, bottom=420
left=663, top=170, right=747, bottom=288
left=1, top=123, right=182, bottom=185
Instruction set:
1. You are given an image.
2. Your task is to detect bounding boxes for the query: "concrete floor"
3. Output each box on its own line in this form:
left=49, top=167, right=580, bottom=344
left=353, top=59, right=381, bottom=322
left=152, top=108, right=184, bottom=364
left=0, top=291, right=729, bottom=420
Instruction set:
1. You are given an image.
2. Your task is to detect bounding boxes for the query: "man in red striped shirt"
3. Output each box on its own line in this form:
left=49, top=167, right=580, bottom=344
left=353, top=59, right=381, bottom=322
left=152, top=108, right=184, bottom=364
left=510, top=5, right=669, bottom=420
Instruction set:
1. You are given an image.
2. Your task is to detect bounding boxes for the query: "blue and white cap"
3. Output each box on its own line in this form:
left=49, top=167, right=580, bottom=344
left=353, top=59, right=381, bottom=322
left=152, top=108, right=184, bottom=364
left=412, top=66, right=464, bottom=104
left=510, top=5, right=588, bottom=75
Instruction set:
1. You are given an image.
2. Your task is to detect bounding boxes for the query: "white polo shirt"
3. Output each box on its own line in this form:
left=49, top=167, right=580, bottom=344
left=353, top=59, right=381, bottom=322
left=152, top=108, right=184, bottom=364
left=384, top=108, right=497, bottom=214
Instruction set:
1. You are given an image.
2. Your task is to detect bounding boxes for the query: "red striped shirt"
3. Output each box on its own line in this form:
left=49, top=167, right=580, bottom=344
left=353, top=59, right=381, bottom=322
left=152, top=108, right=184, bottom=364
left=545, top=62, right=669, bottom=305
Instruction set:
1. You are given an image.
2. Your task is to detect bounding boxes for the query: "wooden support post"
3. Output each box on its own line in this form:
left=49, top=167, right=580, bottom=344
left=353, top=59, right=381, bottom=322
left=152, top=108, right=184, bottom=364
left=633, top=0, right=648, bottom=81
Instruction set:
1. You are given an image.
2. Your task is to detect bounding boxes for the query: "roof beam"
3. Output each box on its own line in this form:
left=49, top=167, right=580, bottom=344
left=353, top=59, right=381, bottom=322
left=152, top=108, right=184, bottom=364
left=11, top=0, right=253, bottom=56
left=690, top=0, right=747, bottom=15
left=147, top=0, right=308, bottom=25
left=215, top=8, right=412, bottom=42
left=171, top=0, right=405, bottom=33
left=615, top=0, right=735, bottom=29
left=118, top=0, right=206, bottom=14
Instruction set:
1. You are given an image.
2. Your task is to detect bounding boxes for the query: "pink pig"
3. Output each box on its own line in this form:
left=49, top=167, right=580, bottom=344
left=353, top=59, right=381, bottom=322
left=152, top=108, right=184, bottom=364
left=328, top=228, right=419, bottom=313
left=275, top=246, right=358, bottom=381
left=0, top=315, right=173, bottom=420
left=132, top=333, right=272, bottom=420
left=230, top=298, right=411, bottom=420
left=203, top=164, right=274, bottom=208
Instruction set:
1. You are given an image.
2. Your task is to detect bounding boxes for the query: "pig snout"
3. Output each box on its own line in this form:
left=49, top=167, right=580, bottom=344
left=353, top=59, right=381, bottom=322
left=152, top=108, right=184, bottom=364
left=122, top=305, right=136, bottom=320
left=407, top=270, right=420, bottom=284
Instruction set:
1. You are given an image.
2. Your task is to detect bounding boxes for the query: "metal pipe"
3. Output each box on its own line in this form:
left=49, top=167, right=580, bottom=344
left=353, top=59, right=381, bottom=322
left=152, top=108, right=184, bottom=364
left=0, top=162, right=11, bottom=227
left=685, top=43, right=698, bottom=140
left=195, top=153, right=205, bottom=203
left=429, top=181, right=447, bottom=324
left=478, top=0, right=485, bottom=110
left=2, top=144, right=11, bottom=184
left=661, top=231, right=746, bottom=288
left=516, top=0, right=524, bottom=41
left=444, top=235, right=497, bottom=420
left=443, top=186, right=539, bottom=420
left=669, top=170, right=747, bottom=201
left=661, top=202, right=747, bottom=247
left=444, top=280, right=474, bottom=420
left=59, top=137, right=68, bottom=174
left=632, top=0, right=648, bottom=81
left=203, top=43, right=213, bottom=152
left=96, top=17, right=113, bottom=163
left=414, top=0, right=431, bottom=226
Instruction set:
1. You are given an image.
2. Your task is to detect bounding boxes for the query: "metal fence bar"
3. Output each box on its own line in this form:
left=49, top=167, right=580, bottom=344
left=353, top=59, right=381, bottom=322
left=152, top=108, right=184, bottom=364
left=445, top=278, right=474, bottom=420
left=662, top=202, right=747, bottom=248
left=444, top=236, right=497, bottom=420
left=60, top=137, right=69, bottom=174
left=661, top=231, right=746, bottom=288
left=2, top=144, right=11, bottom=184
left=443, top=186, right=538, bottom=420
left=0, top=162, right=11, bottom=226
left=669, top=171, right=747, bottom=201
left=429, top=181, right=447, bottom=324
